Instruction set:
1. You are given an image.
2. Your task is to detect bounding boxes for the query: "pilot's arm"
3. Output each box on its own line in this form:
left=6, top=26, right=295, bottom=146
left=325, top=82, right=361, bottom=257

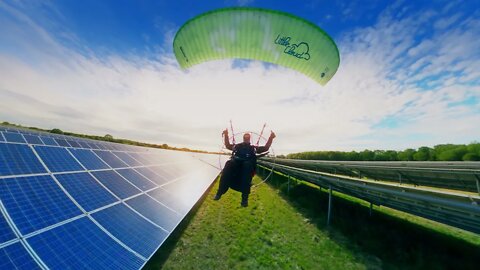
left=223, top=129, right=234, bottom=150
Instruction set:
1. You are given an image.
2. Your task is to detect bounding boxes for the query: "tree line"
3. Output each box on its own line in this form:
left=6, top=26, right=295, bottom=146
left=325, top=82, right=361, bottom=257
left=285, top=143, right=480, bottom=161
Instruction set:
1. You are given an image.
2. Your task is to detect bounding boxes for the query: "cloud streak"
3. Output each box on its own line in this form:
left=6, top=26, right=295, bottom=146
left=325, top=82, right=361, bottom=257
left=0, top=2, right=479, bottom=154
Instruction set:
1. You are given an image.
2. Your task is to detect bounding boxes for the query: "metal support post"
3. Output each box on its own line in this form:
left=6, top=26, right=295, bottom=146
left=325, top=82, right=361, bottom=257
left=369, top=202, right=373, bottom=217
left=327, top=185, right=332, bottom=226
left=475, top=175, right=480, bottom=196
left=287, top=175, right=290, bottom=195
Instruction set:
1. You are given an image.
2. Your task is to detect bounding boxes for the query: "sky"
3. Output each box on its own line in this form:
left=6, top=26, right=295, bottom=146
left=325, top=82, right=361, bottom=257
left=0, top=0, right=479, bottom=154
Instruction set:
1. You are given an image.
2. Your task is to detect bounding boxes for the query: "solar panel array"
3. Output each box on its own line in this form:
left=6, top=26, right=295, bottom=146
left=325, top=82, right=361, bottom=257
left=258, top=161, right=480, bottom=234
left=269, top=158, right=480, bottom=193
left=0, top=126, right=221, bottom=269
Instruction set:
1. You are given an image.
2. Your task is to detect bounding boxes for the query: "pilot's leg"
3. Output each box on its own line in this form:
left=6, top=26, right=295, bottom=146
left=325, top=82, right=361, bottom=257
left=214, top=160, right=232, bottom=200
left=240, top=162, right=254, bottom=207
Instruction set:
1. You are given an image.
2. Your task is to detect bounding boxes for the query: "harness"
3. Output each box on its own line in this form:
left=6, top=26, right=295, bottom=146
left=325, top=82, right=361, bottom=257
left=232, top=143, right=257, bottom=162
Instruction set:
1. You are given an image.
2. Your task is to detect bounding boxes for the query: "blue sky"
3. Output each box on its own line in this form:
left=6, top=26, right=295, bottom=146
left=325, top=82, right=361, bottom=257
left=0, top=0, right=479, bottom=153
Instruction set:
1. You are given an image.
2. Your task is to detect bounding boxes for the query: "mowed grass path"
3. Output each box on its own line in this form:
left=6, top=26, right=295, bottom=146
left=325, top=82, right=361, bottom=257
left=145, top=176, right=378, bottom=269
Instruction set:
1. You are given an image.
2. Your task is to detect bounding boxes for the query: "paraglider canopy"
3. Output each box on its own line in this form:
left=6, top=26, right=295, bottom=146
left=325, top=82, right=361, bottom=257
left=173, top=7, right=340, bottom=85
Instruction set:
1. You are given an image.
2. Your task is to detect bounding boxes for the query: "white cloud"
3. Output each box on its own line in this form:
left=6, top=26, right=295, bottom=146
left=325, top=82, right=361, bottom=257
left=0, top=2, right=479, bottom=155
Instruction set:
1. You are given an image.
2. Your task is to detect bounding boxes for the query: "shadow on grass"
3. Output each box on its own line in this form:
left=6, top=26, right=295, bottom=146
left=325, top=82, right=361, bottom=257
left=142, top=177, right=219, bottom=270
left=260, top=169, right=480, bottom=270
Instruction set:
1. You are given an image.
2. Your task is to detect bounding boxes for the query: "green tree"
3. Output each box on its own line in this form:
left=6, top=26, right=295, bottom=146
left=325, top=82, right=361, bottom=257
left=104, top=134, right=114, bottom=141
left=398, top=149, right=416, bottom=161
left=359, top=150, right=375, bottom=161
left=437, top=146, right=468, bottom=161
left=413, top=147, right=433, bottom=161
left=467, top=143, right=480, bottom=155
left=50, top=128, right=64, bottom=134
left=462, top=153, right=480, bottom=161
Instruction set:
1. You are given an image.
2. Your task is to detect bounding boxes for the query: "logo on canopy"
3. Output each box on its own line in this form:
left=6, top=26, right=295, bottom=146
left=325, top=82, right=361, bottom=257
left=274, top=35, right=310, bottom=60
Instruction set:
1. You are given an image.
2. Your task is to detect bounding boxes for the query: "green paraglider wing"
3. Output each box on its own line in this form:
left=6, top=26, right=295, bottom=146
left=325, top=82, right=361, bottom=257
left=173, top=7, right=340, bottom=85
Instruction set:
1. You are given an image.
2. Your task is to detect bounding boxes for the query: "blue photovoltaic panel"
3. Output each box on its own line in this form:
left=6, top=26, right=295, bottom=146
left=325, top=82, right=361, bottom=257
left=126, top=195, right=180, bottom=232
left=135, top=167, right=168, bottom=185
left=148, top=188, right=190, bottom=215
left=54, top=138, right=70, bottom=147
left=0, top=175, right=82, bottom=235
left=0, top=127, right=222, bottom=269
left=33, top=145, right=83, bottom=172
left=115, top=144, right=130, bottom=151
left=107, top=143, right=118, bottom=150
left=94, top=150, right=128, bottom=168
left=39, top=136, right=58, bottom=146
left=69, top=148, right=109, bottom=170
left=22, top=134, right=43, bottom=145
left=0, top=143, right=46, bottom=176
left=56, top=173, right=118, bottom=212
left=88, top=142, right=101, bottom=150
left=92, top=142, right=107, bottom=150
left=92, top=204, right=168, bottom=258
left=3, top=132, right=26, bottom=143
left=168, top=162, right=195, bottom=176
left=113, top=152, right=143, bottom=166
left=106, top=144, right=119, bottom=151
left=66, top=140, right=81, bottom=148
left=77, top=141, right=91, bottom=149
left=92, top=170, right=141, bottom=199
left=0, top=242, right=41, bottom=270
left=150, top=165, right=179, bottom=180
left=96, top=143, right=110, bottom=150
left=127, top=152, right=151, bottom=165
left=0, top=133, right=4, bottom=142
left=27, top=217, right=144, bottom=269
left=116, top=169, right=156, bottom=191
left=0, top=212, right=16, bottom=244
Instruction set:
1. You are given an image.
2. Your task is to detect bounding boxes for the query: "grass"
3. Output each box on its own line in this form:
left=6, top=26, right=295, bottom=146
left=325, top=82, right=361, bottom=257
left=144, top=172, right=480, bottom=270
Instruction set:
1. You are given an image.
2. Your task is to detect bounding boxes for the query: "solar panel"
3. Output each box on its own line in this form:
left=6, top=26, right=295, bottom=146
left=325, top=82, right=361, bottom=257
left=27, top=217, right=145, bottom=269
left=33, top=145, right=84, bottom=172
left=116, top=168, right=157, bottom=191
left=148, top=187, right=190, bottom=215
left=149, top=165, right=178, bottom=180
left=53, top=138, right=71, bottom=147
left=92, top=203, right=168, bottom=258
left=3, top=132, right=26, bottom=143
left=0, top=143, right=47, bottom=176
left=38, top=136, right=58, bottom=146
left=113, top=151, right=143, bottom=166
left=0, top=126, right=222, bottom=269
left=69, top=148, right=109, bottom=170
left=55, top=172, right=118, bottom=212
left=127, top=152, right=152, bottom=165
left=125, top=195, right=180, bottom=232
left=0, top=242, right=41, bottom=270
left=0, top=212, right=16, bottom=244
left=94, top=150, right=128, bottom=168
left=22, top=134, right=43, bottom=145
left=0, top=175, right=82, bottom=235
left=134, top=167, right=168, bottom=185
left=65, top=139, right=81, bottom=148
left=92, top=170, right=142, bottom=199
left=76, top=141, right=92, bottom=149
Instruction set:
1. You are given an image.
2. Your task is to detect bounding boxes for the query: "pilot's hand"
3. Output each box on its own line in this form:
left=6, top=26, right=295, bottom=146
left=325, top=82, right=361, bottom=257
left=270, top=131, right=276, bottom=139
left=222, top=129, right=229, bottom=136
